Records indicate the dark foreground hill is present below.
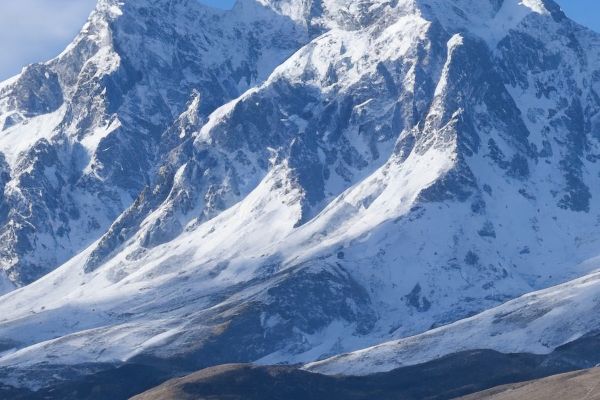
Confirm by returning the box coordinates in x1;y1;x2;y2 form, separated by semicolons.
132;333;599;400
3;332;600;399
459;368;600;400
131;339;600;400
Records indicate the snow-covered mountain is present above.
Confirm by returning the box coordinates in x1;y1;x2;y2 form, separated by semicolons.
1;0;600;393
307;263;600;375
0;0;308;287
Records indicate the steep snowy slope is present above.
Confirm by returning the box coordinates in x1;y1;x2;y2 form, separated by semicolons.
307;265;600;376
0;0;309;289
1;0;600;392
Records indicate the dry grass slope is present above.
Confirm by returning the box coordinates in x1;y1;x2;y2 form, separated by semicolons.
459;368;600;400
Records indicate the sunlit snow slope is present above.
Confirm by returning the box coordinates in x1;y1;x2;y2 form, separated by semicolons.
1;0;600;390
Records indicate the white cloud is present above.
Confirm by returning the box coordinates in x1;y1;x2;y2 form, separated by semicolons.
0;0;96;80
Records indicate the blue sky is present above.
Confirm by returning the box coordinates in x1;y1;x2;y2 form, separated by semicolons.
200;0;235;7
0;0;598;81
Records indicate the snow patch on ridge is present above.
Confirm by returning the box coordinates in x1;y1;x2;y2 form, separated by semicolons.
307;259;600;376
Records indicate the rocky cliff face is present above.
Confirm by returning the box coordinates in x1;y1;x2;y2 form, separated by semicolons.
0;0;308;286
0;0;600;393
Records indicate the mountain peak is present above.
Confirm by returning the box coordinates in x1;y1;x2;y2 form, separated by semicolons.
0;0;599;395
